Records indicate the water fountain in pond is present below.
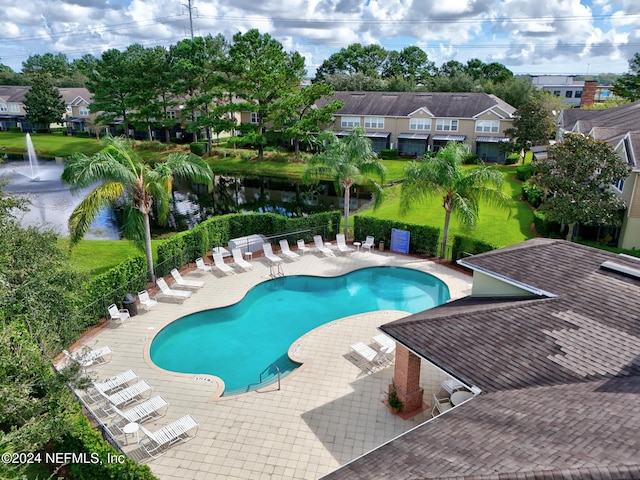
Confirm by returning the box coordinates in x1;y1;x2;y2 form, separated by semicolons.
25;133;40;180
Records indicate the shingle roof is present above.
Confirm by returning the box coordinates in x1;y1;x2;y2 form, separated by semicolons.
316;91;516;119
323;239;640;480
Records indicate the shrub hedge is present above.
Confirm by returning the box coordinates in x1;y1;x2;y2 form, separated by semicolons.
380;149;399;159
353;215;439;255
189;141;208;156
451;234;498;262
515;163;533;181
533;210;562;237
521;181;544;207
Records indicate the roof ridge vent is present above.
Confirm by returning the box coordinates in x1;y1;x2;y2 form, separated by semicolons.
600;260;640;280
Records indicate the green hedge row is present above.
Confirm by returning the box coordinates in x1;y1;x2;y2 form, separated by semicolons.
189;141;208;156
451;234;498;262
380;149;399;159
57;414;156;480
353;215;439;255
533;210;562;237
156;211;341;275
82;255;147;320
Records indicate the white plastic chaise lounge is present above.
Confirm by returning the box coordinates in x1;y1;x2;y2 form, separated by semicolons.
212;252;235;275
108;303;130;326
313;235;335;256
87;369;138;401
362;236;375;253
296;239;312;254
232;248;253;271
138;290;157;311
349;342;390;371
171;268;204;289
139;414;199;460
195;257;213;273
372;334;396;354
336;234;355;254
279;239;301;261
156;278;192;301
97;380;153;409
63;346;113;369
262;243;283;264
109;396;169;434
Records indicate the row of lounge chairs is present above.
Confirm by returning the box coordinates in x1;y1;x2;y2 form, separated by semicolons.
349;333;396;372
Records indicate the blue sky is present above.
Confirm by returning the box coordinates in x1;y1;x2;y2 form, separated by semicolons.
1;0;639;76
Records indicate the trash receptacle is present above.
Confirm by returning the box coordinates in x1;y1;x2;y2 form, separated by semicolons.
379;241;384;251
122;293;138;317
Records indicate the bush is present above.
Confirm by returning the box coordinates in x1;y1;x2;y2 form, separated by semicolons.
505;153;521;165
533;210;562;237
451;235;498;262
189;141;208;156
578;240;640;258
462;153;479;165
516;163;533;181
380;149;399;160
353;215;439;255
75;131;91;138
521;181;544;207
9;126;22;133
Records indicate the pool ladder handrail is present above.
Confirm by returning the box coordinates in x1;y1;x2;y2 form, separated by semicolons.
270;262;284;279
259;363;281;391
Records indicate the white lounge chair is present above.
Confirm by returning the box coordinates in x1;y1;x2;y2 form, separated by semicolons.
349;342;390;371
213;252;234;275
138;290;157;311
139;414;199;460
232;248;253;271
372;334;396;354
195;257;213;273
171;268;204;289
87;369;138;401
362;236;375;253
156;278;192;302
109;396;169;433
313;235;335;256
108;303;130;326
431;393;452;417
336;234;355;254
63;346;113;370
262;243;283;264
279;239;301;261
97;380;152;409
297;239;311;254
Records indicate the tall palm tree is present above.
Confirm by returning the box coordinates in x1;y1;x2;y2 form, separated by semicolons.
400;142;510;258
303;128;386;236
62;136;213;281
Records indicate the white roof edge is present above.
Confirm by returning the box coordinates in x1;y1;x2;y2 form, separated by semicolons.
457;259;558;298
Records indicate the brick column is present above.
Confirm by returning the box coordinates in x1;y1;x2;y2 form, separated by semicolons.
580;80;597;108
390;344;424;413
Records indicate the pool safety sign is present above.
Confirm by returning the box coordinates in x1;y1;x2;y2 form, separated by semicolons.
390;228;410;254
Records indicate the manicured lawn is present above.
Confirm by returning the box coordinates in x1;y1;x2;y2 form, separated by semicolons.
357;165;536;248
60;239;162;277
0;132;103;157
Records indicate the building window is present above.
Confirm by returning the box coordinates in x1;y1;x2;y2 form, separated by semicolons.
575;90;582;98
66;106;72;114
166;111;176;119
436;119;458;131
565;91;573;98
475;120;500;133
79;106;90;116
8;103;20;112
0;103;6;112
341;116;360;128
250;112;260;124
409;118;431;130
553;91;561;96
364;117;384;129
614;178;625;191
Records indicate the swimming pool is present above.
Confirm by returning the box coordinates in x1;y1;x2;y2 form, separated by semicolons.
149;266;450;395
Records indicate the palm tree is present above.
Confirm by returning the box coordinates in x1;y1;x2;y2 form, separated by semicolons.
400;142;510;258
303;128;386;236
62;136;213;281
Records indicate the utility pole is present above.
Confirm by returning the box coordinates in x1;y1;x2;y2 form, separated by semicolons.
182;0;195;40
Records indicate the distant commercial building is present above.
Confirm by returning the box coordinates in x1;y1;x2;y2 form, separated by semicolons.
530;75;617;108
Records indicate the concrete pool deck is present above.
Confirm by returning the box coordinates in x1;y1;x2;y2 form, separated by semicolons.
68;249;472;480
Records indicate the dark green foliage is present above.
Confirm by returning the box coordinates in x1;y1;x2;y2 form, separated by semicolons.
189;141;208;156
462;153;479;165
612;53;640;102
23;74;66;131
8;126;21;133
533;210;562;237
515;163;533;181
505;153;520;165
353;215;440;255
521;181;544;207
380;149;399;159
75;130;91;138
577;240;640;257
451;234;497;262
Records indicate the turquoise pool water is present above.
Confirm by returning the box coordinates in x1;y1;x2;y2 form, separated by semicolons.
149;267;450;395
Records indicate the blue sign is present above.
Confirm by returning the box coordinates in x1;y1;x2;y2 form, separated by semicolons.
390;228;410;254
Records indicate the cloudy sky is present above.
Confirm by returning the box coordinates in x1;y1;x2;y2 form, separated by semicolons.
1;0;639;77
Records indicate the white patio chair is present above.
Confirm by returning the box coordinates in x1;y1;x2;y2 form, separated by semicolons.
109;396;169;434
441;378;466;394
313;235;335;256
138;290;157;311
372;334;396;355
349;342;390;372
195;257;213;273
213;252;235;275
87;369;138;401
156;278;192;302
279;239;301;261
362;236;375;253
296;239;312;254
262;243;283;264
431;393;452;417
232;248;253;271
139;414;199;460
171;268;204;289
97;380;153;409
63;346;113;370
336;234;354;254
108;303;130;326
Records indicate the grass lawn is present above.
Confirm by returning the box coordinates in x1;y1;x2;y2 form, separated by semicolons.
0;132;104;157
357;165;536;248
60;238;162;277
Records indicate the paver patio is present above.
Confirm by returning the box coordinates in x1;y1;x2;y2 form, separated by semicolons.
66;249;472;480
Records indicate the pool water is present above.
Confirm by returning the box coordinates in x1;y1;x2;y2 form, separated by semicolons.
149;267;450;395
